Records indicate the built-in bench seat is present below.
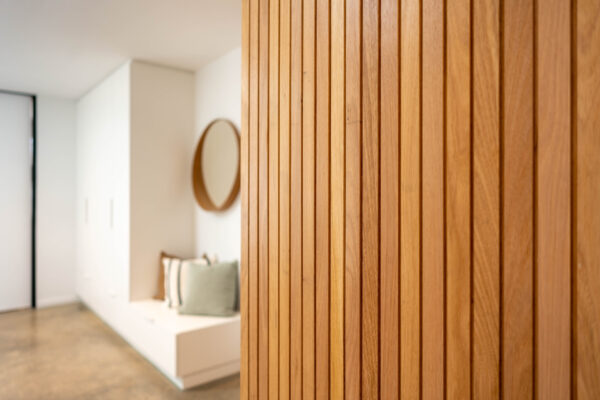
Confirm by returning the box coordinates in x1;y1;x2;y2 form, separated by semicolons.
121;300;240;389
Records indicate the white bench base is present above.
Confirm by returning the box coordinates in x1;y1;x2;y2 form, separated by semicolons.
81;295;240;390
175;360;240;389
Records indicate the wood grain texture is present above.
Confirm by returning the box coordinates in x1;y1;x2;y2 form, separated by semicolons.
241;0;250;397
302;0;316;398
330;0;345;398
315;0;331;397
577;1;600;398
473;0;500;398
362;0;379;398
400;0;421;397
268;0;280;397
258;0;270;397
279;1;292;398
240;1;598;398
380;0;399;397
502;0;534;398
421;1;445;398
249;0;260;397
445;0;471;398
344;0;361;399
536;0;572;398
290;0;303;397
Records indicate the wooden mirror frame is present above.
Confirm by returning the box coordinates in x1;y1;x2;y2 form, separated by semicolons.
192;119;241;211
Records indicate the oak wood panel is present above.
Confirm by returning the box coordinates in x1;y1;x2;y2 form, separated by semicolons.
330;0;345;398
472;0;500;398
421;0;445;398
268;0;280;397
362;0;380;398
380;0;399;397
258;0;270;397
400;0;421;398
290;0;303;397
249;0;260;397
577;1;600;398
302;0;316;398
241;0;250;397
536;0;572;398
344;0;361;399
502;0;534;398
241;2;598;399
279;1;292;399
315;0;331;397
445;0;471;398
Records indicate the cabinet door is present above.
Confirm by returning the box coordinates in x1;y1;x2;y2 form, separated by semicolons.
76;98;93;293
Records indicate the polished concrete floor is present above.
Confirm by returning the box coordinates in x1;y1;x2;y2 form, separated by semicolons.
0;303;240;400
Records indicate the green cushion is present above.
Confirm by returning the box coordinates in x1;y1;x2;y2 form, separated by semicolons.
178;260;238;317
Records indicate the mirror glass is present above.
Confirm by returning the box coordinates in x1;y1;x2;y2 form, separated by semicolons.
193;120;240;211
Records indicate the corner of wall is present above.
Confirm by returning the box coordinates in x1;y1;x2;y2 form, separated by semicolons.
193;47;242;263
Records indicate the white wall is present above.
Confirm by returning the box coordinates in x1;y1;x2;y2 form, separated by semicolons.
76;61;195;304
37;96;77;307
130;61;196;300
35;49;229;308
194;47;241;262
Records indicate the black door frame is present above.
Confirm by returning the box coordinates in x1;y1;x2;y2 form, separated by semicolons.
0;89;37;308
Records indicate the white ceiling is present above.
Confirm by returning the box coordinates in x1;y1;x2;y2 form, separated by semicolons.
0;0;241;99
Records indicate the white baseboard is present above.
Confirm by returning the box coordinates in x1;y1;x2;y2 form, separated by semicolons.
36;294;79;308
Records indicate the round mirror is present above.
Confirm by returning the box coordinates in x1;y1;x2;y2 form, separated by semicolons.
192;119;240;211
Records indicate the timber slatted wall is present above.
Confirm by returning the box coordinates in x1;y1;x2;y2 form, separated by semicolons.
241;0;600;398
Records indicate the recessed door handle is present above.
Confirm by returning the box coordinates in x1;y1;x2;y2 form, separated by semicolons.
109;198;114;229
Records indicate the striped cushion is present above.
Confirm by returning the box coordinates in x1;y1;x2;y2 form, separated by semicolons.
163;257;209;308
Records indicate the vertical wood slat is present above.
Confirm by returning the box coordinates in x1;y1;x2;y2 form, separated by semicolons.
302;0;317;398
472;0;500;398
268;0;280;397
445;0;471;398
258;0;270;397
242;2;598;399
380;0;399;397
502;0;534;398
315;0;331;397
400;0;421;398
362;0;380;398
249;0;260;397
330;0;346;398
290;0;303;397
344;0;361;399
536;0;572;398
241;0;250;397
279;1;292;399
577;0;600;398
421;0;445;398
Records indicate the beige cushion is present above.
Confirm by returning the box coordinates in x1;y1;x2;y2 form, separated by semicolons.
163;256;208;308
